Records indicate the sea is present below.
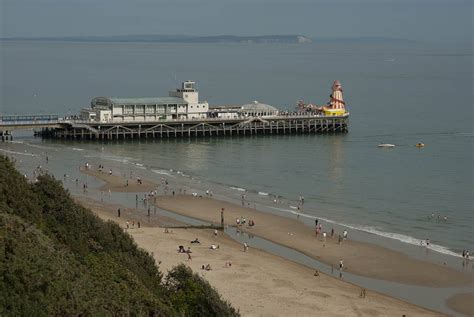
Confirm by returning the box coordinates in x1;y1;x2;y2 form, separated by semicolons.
0;40;472;258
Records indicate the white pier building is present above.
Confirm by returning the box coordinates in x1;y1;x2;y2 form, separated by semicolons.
82;81;209;122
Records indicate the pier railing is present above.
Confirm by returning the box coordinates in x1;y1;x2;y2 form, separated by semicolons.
60;112;349;125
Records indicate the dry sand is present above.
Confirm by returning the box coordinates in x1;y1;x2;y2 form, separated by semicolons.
154;195;472;289
80;198;443;317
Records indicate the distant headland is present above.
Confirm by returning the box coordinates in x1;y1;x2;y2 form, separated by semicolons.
0;34;313;44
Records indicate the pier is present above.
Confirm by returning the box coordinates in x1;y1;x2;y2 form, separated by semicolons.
0;114;60;141
38;114;349;140
1;80;350;141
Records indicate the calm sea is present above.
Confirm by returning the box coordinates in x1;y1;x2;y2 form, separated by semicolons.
0;40;472;256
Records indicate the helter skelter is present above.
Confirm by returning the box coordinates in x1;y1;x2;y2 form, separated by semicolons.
321;80;347;116
296;80;348;116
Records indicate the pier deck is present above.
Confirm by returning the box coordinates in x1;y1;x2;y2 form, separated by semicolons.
38;114;349;140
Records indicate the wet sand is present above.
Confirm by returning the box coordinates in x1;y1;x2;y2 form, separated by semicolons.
78;197;443;317
446;293;474;317
80;165;157;192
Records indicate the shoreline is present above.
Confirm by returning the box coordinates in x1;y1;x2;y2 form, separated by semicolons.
77;160;466;261
152;195;472;288
77;196;444;317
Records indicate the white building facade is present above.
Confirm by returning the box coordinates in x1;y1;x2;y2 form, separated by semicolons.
84;81;209;123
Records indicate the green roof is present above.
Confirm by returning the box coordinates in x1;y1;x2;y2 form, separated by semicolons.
107;97;186;105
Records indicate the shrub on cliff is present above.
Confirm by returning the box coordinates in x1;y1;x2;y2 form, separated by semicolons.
0;155;238;316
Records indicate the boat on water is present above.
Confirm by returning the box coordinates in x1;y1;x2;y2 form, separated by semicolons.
415;143;425;148
378;143;396;148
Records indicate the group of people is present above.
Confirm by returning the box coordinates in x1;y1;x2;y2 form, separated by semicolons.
429;213;448;222
125;220;140;229
236;217;255;227
462;250;470;260
314;219;348;246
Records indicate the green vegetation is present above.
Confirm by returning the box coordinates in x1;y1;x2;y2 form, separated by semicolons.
0;156;238;316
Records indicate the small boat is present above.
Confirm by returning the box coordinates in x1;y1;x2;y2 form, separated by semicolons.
415;143;425;148
378;143;395;148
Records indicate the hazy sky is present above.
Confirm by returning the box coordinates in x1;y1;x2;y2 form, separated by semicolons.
1;0;472;42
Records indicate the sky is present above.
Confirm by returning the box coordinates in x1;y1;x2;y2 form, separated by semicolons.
0;0;472;43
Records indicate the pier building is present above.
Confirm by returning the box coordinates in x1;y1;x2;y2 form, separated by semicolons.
81;81;209;123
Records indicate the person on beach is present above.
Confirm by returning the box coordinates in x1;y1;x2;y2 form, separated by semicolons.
426;238;430;246
315;219;318;227
338;235;343;245
109;169;112;176
331;228;334;238
343;230;348;240
236;218;240;225
126;179;128;187
243;242;248;252
117;208;121;217
126;221;129;229
209;244;219;250
339;259;344;271
322;232;327;247
147;207;151;217
214;229;218;238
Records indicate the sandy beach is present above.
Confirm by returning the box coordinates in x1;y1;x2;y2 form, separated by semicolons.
78;197;443;317
75;166;473;315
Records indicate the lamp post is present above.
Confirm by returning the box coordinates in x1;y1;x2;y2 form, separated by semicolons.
220;208;225;228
